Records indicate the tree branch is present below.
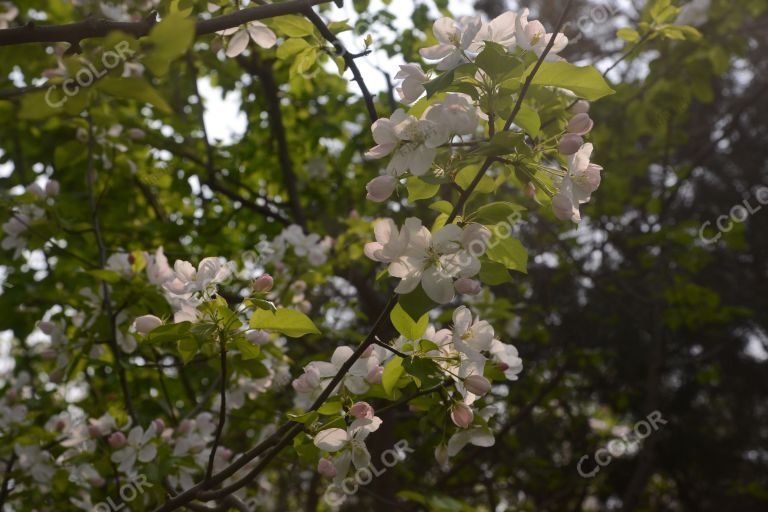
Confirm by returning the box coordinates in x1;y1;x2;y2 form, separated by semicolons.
303;6;378;123
0;0;337;48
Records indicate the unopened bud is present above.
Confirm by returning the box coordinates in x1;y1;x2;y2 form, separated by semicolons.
366;366;384;384
464;375;492;396
566;113;594;135
349;401;375;420
245;330;269;345
450;403;474;429
45;180;60;196
133;314;163;336
317;457;337;478
252;274;274;293
38;321;56;335
570;100;590;115
558;133;584;155
365;175;397;203
454;278;482;296
108;431;126;448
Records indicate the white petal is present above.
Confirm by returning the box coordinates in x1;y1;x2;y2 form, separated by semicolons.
422;267;455;304
248;23;277;48
314;428;348;451
226;29;250;58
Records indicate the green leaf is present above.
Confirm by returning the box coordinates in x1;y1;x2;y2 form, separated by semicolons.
470;131;527;158
177;336;198;364
382;356;404;398
424;70;455;98
406;177;440;202
317;399;343;415
485;226;528;273
84;269;122;283
144;11;195;76
277;38;311;60
96;77;171;113
475;41;521;82
429;200;454;215
287;411;319;424
402;356;443;389
515;105;541;136
294;48;318;75
398;287;437;323
390;303;429;340
479;258;512;285
146;322;192;344
249;308;320;337
529;61;615;101
617;28;640;42
234;337;261;360
272;15;315;37
470;201;526;224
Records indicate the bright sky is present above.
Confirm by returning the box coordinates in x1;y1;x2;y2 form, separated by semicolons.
202;0;475;142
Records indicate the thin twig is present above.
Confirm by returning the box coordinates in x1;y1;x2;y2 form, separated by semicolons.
86;112;138;424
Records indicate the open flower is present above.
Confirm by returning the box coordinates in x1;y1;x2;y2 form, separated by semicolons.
515;8;568;60
420;16;483;70
452;306;494;361
313;416;383;477
552;143;602;223
218;21;277;58
389;220;464;303
472;11;518;51
490;339;523;380
395;64;428;104
164;257;231;296
110;425;158;473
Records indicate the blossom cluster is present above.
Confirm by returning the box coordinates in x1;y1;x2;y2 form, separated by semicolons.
296;305;522;486
364;218;491;303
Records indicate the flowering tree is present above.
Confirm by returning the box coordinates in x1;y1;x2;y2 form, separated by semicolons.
0;0;754;511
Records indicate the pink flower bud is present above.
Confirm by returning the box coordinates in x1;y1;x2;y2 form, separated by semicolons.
45;180;60;196
127;128;146;140
152;419;165;432
252;274;274;293
349;401;374;420
365;175;397;203
108;431;126;448
38;321;56;335
366;366;384;384
245;330;269;345
454;278;482;296
497;362;510;371
463;375;492;396
450;403;474;429
218;447;233;461
25;183;45;199
133;314;163;336
89;476;106;487
570;100;590;115
566;113;594;135
317;457;337;478
89;424;104;438
524;182;537;199
177;419;193;435
558;133;584;155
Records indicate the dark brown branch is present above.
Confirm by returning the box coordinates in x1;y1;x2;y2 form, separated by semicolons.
86;113;138;424
303;6;378;123
238;55;307;228
0;0;336;47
